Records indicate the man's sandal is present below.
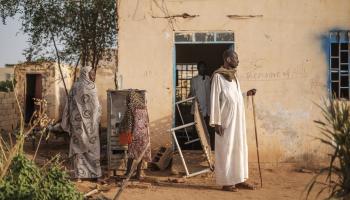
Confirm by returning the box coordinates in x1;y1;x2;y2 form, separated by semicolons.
222;186;239;192
235;182;256;190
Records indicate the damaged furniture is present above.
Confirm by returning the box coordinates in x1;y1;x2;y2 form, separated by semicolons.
106;90;146;176
170;97;214;178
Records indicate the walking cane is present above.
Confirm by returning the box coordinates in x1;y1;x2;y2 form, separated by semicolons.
251;95;263;188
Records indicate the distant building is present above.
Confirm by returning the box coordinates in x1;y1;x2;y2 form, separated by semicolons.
12;54;117;125
0;65;14;82
14;61;74;123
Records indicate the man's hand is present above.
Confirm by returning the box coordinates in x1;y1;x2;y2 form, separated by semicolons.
215;125;224;136
247;89;257;96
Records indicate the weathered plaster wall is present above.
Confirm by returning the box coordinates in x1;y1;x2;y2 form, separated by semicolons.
117;0;350;161
14;62;74;122
55;66;75;121
0;92;19;131
0;67;14;82
95;50;118;128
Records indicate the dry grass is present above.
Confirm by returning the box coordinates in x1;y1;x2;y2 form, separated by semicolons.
0;82;83;200
0;87;53;180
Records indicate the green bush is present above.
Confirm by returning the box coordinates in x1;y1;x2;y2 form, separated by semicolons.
0;154;41;199
0;154;82;200
38;162;83;200
0;80;14;92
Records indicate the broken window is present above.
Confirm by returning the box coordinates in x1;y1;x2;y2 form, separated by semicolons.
195;32;215;42
216;32;235;42
175;33;193;42
176;64;198;102
330;31;350;99
175;32;234;43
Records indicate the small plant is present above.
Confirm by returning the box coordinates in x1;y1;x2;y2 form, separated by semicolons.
305;99;350;199
0;80;14;92
0;154;83;200
38;157;83;200
0;154;41;200
0;90;82;199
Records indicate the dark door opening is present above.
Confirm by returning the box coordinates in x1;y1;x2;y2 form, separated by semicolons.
25;74;42;123
175;43;233;150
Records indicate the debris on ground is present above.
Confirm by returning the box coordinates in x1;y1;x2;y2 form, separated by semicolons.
126;181;153;189
296;168;314;173
84;183;113;198
167;177;186;183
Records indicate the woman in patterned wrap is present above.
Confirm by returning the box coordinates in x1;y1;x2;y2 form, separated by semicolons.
61;66;102;182
120;90;151;180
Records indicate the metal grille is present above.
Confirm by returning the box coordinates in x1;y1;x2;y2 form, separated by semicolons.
330;31;350;99
176;64;198;101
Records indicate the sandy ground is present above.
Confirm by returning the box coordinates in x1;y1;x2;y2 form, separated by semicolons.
75;164;328;200
24;139;328;200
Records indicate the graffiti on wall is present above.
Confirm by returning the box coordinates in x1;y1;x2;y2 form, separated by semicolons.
241;66;307;81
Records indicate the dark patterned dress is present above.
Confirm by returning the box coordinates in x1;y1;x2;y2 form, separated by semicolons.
120;90;152;161
128;108;151;162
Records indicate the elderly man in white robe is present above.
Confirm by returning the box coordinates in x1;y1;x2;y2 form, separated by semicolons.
210;49;256;192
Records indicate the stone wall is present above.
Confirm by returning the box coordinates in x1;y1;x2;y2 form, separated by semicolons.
0;92;19;131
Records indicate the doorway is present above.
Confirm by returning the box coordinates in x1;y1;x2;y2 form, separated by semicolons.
25;74;42;123
174;43;234;150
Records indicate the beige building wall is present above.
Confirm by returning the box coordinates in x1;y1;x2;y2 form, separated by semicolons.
0;67;14;82
55;64;75;121
95;49;118;128
117;0;350;162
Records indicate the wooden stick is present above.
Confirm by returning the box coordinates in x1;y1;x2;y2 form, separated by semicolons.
113;142;150;200
83;189;99;198
51;32;68;96
33;130;44;161
252;95;263;188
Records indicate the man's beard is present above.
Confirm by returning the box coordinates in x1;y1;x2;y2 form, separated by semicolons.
229;63;238;69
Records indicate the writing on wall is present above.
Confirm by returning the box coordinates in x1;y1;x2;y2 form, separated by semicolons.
239;66;308;81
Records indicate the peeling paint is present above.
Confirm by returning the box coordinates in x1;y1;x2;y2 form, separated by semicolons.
257;105;309;136
256;103;310;156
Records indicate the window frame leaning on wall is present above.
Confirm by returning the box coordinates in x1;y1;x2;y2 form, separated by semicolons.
329;31;350;99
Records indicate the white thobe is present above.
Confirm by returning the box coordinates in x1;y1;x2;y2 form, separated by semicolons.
190;75;211;116
210;73;248;186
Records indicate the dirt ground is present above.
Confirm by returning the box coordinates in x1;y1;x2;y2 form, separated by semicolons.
25;139;328;200
75;164;327;200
